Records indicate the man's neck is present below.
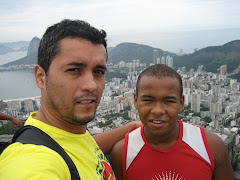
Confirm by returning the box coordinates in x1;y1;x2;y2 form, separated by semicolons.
144;122;180;150
35;106;87;134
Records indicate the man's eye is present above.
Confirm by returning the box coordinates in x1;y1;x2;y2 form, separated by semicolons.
142;99;152;102
165;100;174;103
68;68;81;72
95;70;105;75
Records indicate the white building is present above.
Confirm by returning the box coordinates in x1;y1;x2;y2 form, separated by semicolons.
191;92;201;113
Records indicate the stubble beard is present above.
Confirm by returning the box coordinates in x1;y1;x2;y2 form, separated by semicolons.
49;96;97;126
46;89;97;126
70;110;96;125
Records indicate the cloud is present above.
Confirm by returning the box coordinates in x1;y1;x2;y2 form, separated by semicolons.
0;0;240;43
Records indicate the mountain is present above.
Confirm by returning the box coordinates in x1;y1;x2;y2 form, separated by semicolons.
2;52;37;66
27;37;40;56
0;41;30;49
0;45;15;54
108;42;175;64
19;46;29;51
174;40;240;73
1;38;240;75
0;40;30;55
2;37;40;67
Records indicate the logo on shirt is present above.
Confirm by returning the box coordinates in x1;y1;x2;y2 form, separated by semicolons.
152;171;186;180
95;147;116;180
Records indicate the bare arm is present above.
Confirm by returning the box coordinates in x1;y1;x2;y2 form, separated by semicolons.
110;139;125;180
0;112;24;127
206;131;235;180
93;121;142;155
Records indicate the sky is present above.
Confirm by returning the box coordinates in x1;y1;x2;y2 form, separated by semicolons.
0;0;240;53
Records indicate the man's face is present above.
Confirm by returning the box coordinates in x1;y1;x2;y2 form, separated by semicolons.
134;76;184;140
40;37;107;126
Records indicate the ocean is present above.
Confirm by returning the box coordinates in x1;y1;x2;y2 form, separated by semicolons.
0;70;41;100
0;51;27;66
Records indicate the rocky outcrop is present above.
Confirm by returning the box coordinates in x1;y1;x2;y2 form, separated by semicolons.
27;37;40;56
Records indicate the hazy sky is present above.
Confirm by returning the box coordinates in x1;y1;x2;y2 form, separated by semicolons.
1;0;240;53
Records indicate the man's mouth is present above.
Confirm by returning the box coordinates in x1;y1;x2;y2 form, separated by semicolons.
77;100;95;104
74;93;98;105
152;120;164;124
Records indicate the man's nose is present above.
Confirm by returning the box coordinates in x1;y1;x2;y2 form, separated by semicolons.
151;102;166;115
81;73;97;92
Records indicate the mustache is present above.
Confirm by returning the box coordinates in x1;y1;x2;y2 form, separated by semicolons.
74;93;98;102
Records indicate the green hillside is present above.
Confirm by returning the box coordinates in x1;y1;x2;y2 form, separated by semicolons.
2;52;37;66
174;40;240;73
108;42;176;64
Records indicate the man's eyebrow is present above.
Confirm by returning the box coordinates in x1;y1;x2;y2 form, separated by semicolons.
96;64;107;71
163;96;178;100
66;62;86;67
140;95;153;99
65;62;107;71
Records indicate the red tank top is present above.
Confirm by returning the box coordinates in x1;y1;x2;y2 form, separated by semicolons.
123;121;215;180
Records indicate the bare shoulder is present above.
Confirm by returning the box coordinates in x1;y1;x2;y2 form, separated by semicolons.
205;130;229;166
205;130;235;180
111;138;125;162
205;130;226;154
110;139;125;180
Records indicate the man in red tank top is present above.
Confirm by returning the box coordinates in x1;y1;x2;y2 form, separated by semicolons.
110;64;234;180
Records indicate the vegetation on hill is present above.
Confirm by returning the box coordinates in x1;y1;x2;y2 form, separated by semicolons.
0;122;20;135
174;40;240;73
2;37;40;67
229;72;240;82
2;52;37;66
108;42;176;64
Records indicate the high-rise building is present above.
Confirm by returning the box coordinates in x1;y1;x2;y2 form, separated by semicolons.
161;56;165;65
183;88;191;106
153;50;158;64
126;80;133;88
132;59;136;72
183;80;193;91
210;102;222;114
118;61;126;68
136;59;140;67
166;56;173;68
220;65;227;75
191;92;201;113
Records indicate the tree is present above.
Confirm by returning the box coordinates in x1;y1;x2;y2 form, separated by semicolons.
201;106;209;111
0;121;20;135
194;112;201;117
111;93;119;97
204;116;212;123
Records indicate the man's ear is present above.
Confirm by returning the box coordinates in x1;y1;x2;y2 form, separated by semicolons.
35;65;46;90
134;93;138;110
179;95;185;112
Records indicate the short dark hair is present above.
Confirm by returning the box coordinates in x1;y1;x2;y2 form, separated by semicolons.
38;19;107;74
136;64;183;97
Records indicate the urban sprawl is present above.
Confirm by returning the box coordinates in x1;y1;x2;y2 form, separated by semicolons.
0;55;239;146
